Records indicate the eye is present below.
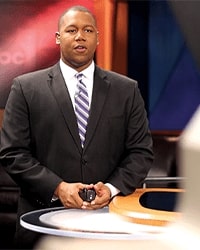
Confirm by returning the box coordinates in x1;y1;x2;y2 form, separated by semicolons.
84;28;93;33
66;29;77;34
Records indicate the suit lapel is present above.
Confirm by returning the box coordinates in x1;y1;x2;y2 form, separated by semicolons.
48;64;82;153
47;64;110;152
84;67;110;150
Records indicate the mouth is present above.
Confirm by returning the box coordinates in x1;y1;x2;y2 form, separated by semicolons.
74;45;87;53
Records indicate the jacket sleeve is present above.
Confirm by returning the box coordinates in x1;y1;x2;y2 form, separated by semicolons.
107;82;154;195
0;78;62;207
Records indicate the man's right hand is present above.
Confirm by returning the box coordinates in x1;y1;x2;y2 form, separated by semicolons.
54;181;94;208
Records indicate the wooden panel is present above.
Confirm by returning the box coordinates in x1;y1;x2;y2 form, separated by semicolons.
94;0;128;75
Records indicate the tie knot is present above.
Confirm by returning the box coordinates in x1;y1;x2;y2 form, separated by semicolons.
76;73;84;81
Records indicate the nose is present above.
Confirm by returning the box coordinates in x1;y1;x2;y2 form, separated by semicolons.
75;30;86;41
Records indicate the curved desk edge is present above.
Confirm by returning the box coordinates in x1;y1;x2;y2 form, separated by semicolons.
109;188;184;226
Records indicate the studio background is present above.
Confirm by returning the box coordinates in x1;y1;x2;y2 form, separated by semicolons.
0;0;200;132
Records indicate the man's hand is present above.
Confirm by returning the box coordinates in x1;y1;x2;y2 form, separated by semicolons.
81;182;111;210
55;181;93;208
54;181;111;210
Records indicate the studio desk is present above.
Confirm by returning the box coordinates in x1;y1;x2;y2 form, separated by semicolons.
0;132;182;248
20;188;184;240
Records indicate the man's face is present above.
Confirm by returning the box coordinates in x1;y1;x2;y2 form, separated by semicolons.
56;10;99;71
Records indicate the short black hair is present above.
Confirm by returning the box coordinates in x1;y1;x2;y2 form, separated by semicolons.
58;5;97;30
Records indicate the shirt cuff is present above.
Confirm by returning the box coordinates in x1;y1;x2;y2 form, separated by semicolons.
51;195;58;202
105;183;120;198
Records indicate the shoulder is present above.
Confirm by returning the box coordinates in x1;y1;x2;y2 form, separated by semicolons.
95;66;138;87
14;63;60;84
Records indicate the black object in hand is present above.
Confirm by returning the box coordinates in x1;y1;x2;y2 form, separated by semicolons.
78;188;96;202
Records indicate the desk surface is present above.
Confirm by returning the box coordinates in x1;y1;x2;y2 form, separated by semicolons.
20;188;182;240
110;188;183;226
21;206;167;240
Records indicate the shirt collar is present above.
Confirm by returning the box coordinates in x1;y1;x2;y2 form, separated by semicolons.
81;61;95;81
59;59;95;80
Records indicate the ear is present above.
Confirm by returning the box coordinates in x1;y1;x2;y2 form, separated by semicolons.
96;31;99;45
55;32;60;45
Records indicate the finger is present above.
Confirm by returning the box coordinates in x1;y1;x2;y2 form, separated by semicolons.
81;201;91;209
85;183;94;189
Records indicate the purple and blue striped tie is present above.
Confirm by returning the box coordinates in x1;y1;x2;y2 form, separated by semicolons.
75;73;89;147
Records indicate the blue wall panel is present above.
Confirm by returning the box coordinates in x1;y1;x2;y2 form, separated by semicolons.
149;0;200;130
128;0;200;131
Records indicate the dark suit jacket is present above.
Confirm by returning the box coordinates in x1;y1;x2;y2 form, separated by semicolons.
0;62;153;216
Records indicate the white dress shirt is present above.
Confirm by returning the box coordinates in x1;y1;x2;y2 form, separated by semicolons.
58;59;120;198
59;59;94;111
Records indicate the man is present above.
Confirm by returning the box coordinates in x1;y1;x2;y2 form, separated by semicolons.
0;5;153;249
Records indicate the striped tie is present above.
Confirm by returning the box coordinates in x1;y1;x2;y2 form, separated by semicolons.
74;73;89;147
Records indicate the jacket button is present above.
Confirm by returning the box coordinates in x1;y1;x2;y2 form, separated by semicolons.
82;159;87;165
